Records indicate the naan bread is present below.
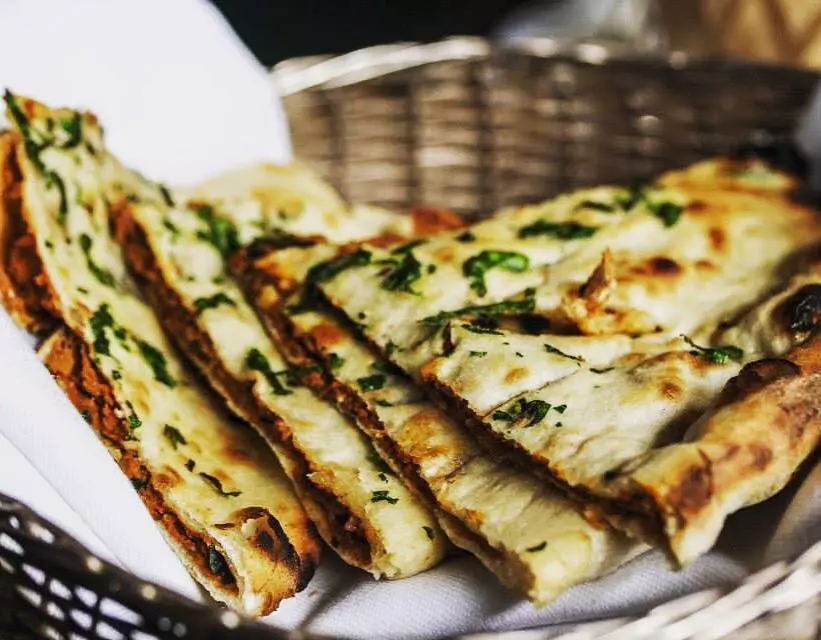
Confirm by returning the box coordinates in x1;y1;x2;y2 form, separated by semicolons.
238;244;641;605
0;94;321;615
111;193;446;579
312;157;821;565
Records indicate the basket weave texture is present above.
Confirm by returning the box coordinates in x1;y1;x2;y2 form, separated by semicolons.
2;38;821;640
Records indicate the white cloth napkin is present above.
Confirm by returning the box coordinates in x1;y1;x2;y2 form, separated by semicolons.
0;1;818;638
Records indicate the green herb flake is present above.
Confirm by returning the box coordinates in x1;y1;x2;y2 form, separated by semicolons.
200;472;241;497
185;459;196;472
357;374;387;392
492;398;551;427
518;220;597;240
378;472;388;483
575;199;615;213
193;292;236;315
163;425;187;450
515;351;524;358
207;546;235;584
47;171;68;225
650;201;684;228
159;184;175;207
194;204;239;258
381;249;423;295
544;343;583;364
456;231;476;242
681;335;744;365
526;541;547;553
390;239;426;254
421;288;536;327
366;448;392;474
162;218;180;236
89;304;115;356
463;250;530;297
462;323;504;336
80;409;92;423
306;249;372;285
469;350;488;358
245;348;292;395
79;234;116;287
135;339;176;387
590;367;615;374
111;370;122;381
130;478;148;491
58;113;82;148
423;526;435;540
371;490;398;505
375;399;394;407
553;404;567;414
327;353;345;370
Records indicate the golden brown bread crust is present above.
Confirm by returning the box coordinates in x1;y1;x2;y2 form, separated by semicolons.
0;132;58;334
38;328;244;597
0;121;321;615
111;203;373;568
598;335;821;565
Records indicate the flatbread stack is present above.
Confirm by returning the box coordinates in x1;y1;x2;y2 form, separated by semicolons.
1;93;819;617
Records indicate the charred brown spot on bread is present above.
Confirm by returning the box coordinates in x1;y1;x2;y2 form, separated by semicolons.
648;256;681;276
39;329;240;595
409;205;465;235
777;284;821;335
503;367;530;384
720;358;802;404
708;227;726;253
309;321;346;350
658;379;683;400
695;259;716;271
748;444;773;470
667;452;714;522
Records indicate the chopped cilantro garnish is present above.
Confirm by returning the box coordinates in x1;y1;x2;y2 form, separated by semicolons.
199;473;241;497
650;201;684;228
162;218;180;237
390;239;426;254
130;478;148;491
208;546;234;584
135;339;176;387
185;459;196;471
681;335;744;365
327;353;345;370
575;200;615;213
357;374;386;392
526;541;547;552
590;367;614;374
89;304;115;355
245;348;293;395
366;448;392;473
553;404;567;414
544;343;583;364
518;220;597;240
79;234;116;287
371;490;398;505
456;231;476;242
306;249;372;284
420;288;536;327
375;399;394;407
194;204;239;258
463;250;529;296
423;526;435;540
492;398;550;427
381;249;423;295
158;184;175;207
163;425;187;450
58;113;82;148
193;292;236;315
469;350;488;358
462;323;503;335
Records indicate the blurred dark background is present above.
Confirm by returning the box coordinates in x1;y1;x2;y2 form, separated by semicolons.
211;0;531;65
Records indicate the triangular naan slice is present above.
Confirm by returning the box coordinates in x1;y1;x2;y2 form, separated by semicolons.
0;94;320;615
238;244;642;605
109;191;447;577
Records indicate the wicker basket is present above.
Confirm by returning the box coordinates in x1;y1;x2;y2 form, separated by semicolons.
2;38;821;640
